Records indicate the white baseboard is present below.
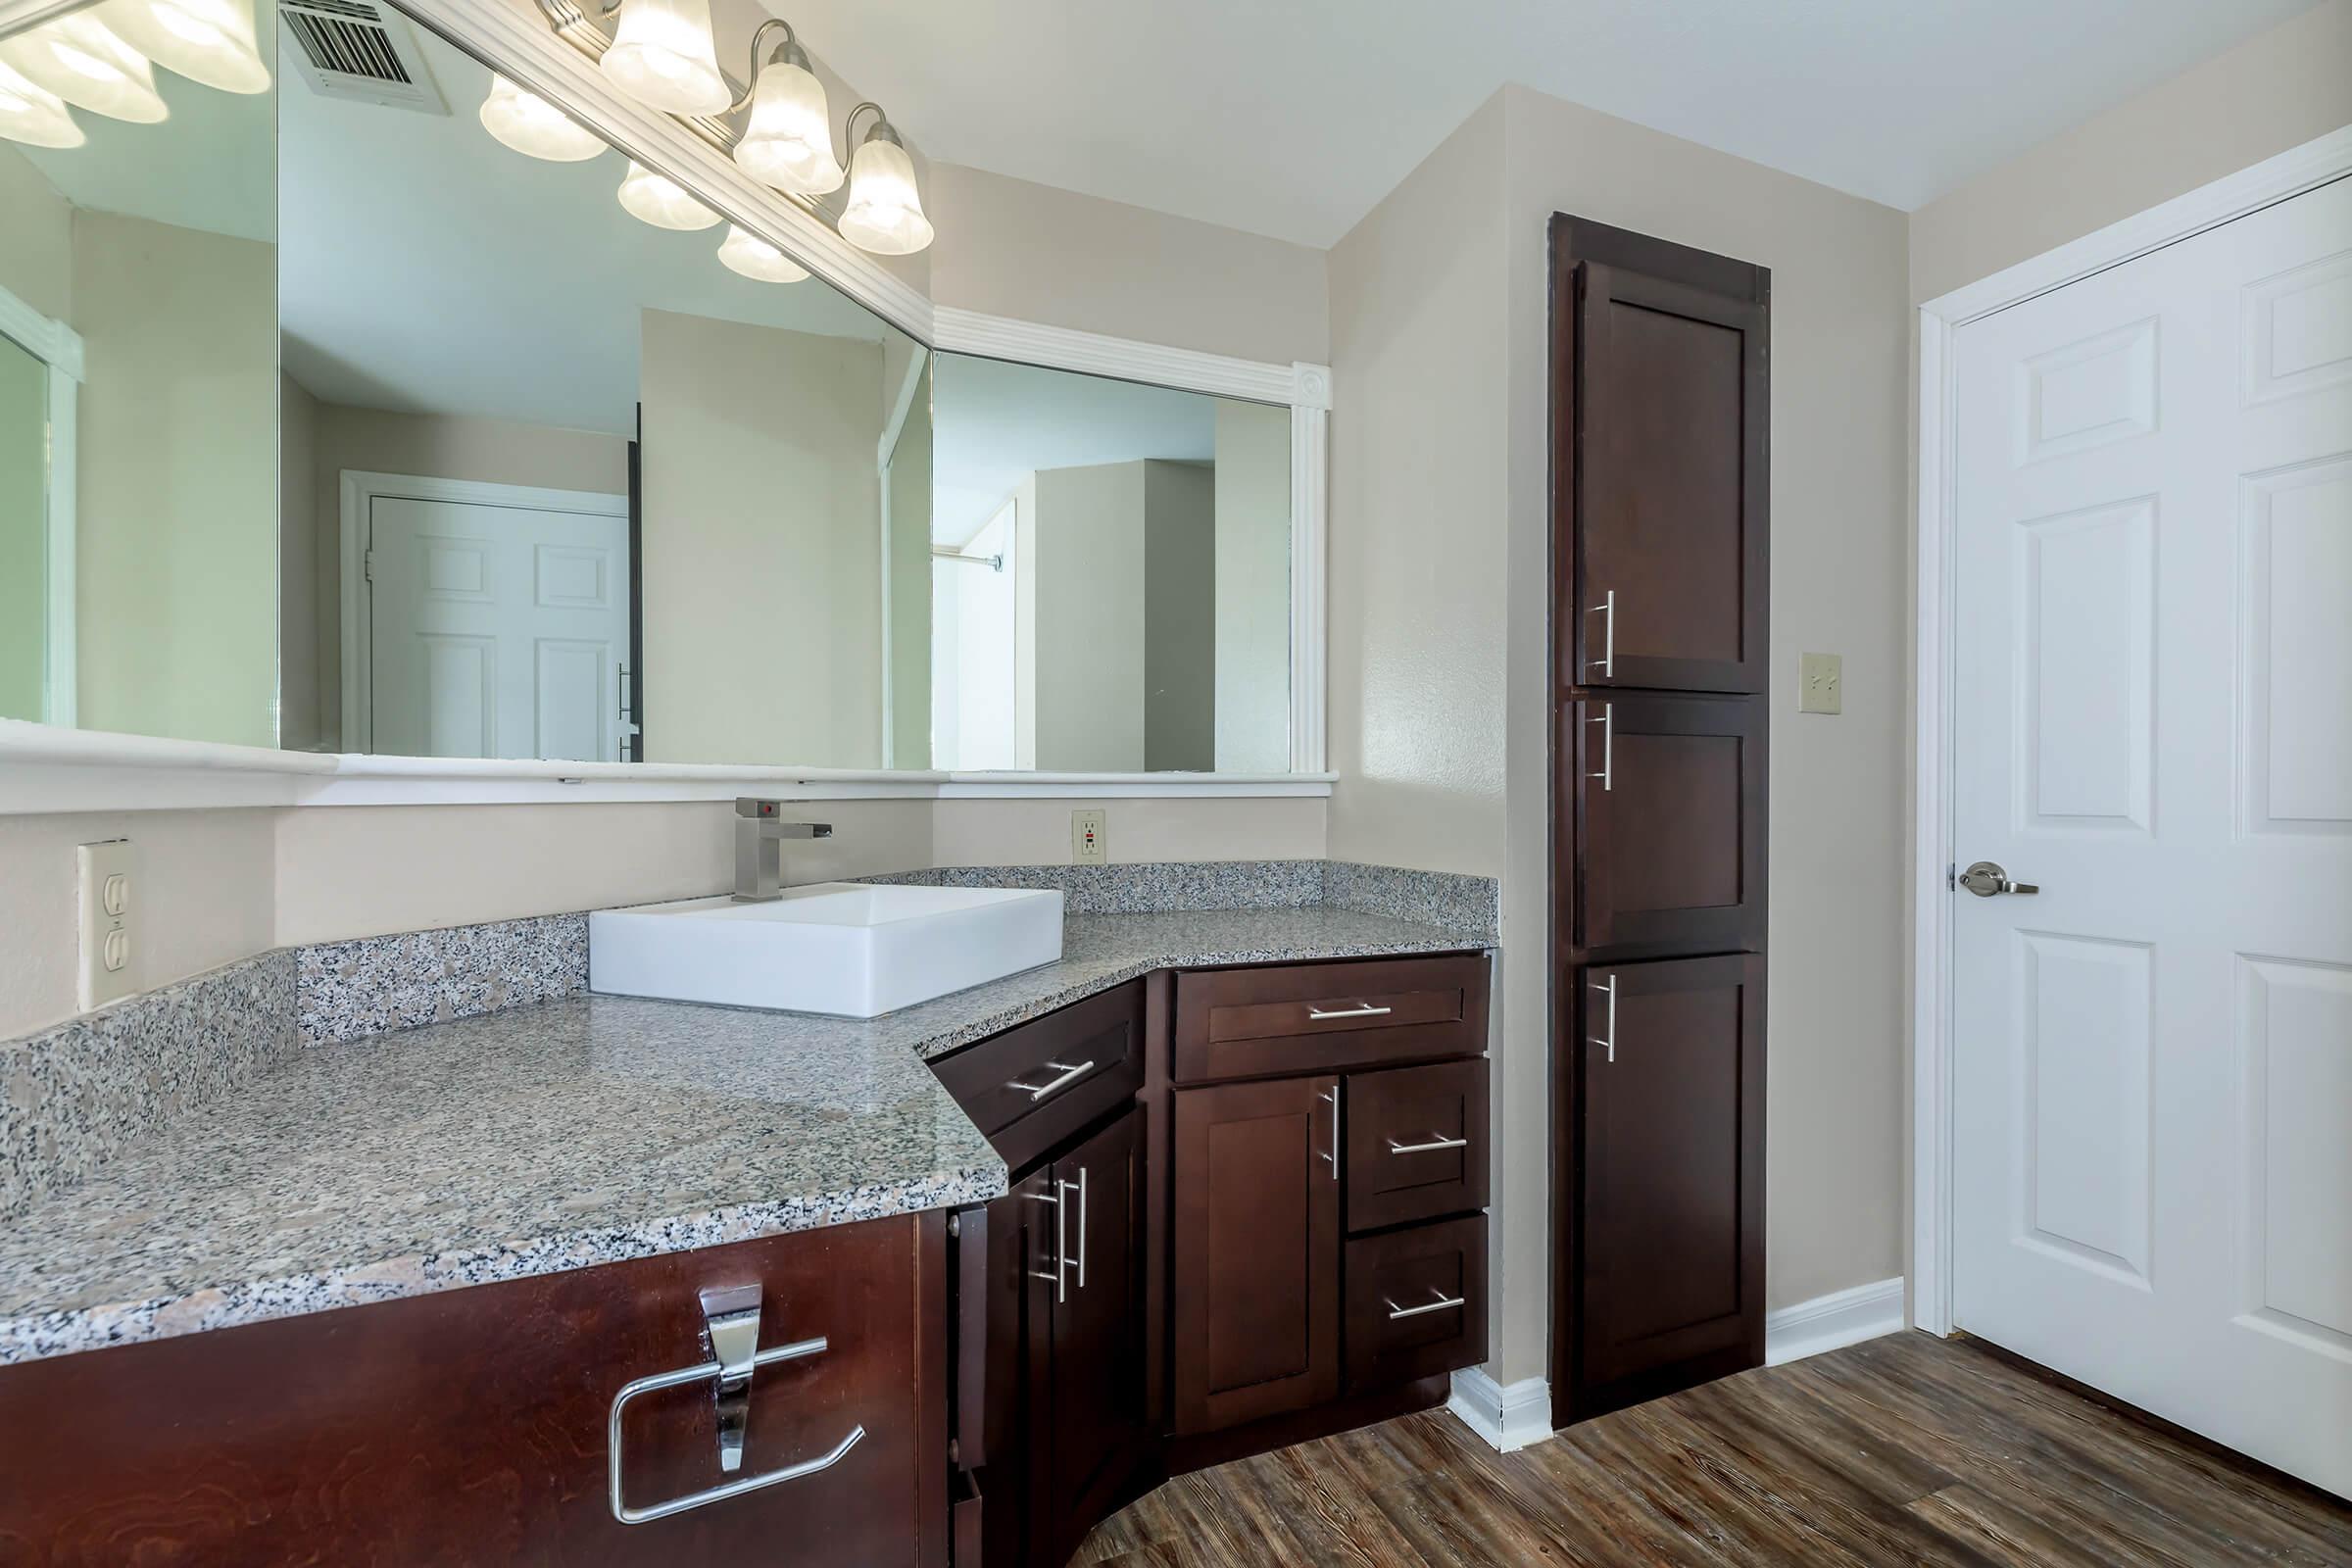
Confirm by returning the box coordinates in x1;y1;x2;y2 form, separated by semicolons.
1446;1367;1552;1452
1765;1276;1906;1366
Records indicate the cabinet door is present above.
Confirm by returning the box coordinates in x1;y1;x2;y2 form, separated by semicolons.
1039;1108;1147;1564
1577;955;1764;1410
1569;692;1765;959
1171;1076;1342;1435
1562;259;1767;694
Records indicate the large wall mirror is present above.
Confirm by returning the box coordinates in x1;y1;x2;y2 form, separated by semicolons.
0;0;1319;780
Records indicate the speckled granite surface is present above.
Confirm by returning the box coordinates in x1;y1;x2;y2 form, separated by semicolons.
296;913;588;1045
0;952;296;1223
1322;861;1499;935
0;905;1489;1364
862;860;1326;912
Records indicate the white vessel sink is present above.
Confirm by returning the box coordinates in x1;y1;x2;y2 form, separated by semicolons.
589;882;1064;1018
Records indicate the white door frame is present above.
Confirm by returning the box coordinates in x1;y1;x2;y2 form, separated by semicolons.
1910;125;2352;1337
0;278;83;728
338;470;631;753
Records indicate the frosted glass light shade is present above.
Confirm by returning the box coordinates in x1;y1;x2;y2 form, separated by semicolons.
838;133;932;256
0;59;83;148
96;0;268;94
1;15;168;123
618;159;719;230
717;224;808;283
480;74;604;161
733;57;841;195
600;0;727;117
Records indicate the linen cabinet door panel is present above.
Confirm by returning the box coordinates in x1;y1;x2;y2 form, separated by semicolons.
1170;1076;1343;1436
1570;692;1763;960
1577;955;1764;1409
1563;260;1768;695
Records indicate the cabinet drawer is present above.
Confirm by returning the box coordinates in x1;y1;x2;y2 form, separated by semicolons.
931;982;1144;1171
1345;1058;1489;1232
1344;1215;1488;1393
1173;955;1488;1083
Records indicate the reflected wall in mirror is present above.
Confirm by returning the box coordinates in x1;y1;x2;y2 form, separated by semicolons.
276;5;928;766
929;355;1292;773
0;0;276;746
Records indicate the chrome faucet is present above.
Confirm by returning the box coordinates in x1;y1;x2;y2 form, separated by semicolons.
733;798;831;902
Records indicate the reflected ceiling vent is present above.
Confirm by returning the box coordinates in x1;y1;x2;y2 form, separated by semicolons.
281;0;448;116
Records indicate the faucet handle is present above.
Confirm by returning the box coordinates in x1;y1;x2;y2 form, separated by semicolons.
736;797;783;820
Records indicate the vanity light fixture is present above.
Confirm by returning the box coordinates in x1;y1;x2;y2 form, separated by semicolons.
95;0;268;95
836;108;931;257
0;12;169;123
729;21;839;195
0;58;84;147
599;0;728;117
716;223;809;283
480;72;604;161
618;157;721;229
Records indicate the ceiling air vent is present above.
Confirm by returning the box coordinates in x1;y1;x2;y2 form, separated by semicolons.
281;0;448;115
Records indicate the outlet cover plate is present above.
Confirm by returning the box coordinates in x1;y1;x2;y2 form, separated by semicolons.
1799;652;1843;715
1071;808;1107;866
76;839;136;1010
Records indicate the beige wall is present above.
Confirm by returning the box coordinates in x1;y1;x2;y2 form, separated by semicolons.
1143;461;1216;771
0;143;71;322
277;375;321;751
931;796;1326;866
928;163;1329;364
886;354;935;768
1031;461;1150;769
1212;401;1293;772
1908;0;2352;304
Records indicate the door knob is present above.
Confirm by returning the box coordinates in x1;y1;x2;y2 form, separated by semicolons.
1958;860;2038;897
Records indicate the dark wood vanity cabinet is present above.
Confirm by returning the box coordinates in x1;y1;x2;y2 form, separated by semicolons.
1551;214;1771;1429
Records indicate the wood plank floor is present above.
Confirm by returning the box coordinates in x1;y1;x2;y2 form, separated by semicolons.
1075;1332;2352;1567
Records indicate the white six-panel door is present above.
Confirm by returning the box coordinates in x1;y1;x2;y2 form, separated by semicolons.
368;491;631;761
1949;174;2352;1496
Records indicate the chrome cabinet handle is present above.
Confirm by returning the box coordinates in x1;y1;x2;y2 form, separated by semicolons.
1007;1058;1095;1102
1386;1133;1470;1155
1590;973;1618;1065
1588;588;1616;679
1320;1084;1341;1179
1028;1181;1069;1303
608;1336;859;1524
1069;1168;1089;1291
1306;1002;1392;1021
1587;703;1613;792
1384;1289;1467;1321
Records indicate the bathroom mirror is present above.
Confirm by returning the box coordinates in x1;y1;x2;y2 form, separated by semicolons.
0;0;278;747
928;354;1293;772
275;4;929;766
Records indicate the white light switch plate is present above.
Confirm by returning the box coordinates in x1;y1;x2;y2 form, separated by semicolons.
77;839;137;1011
1071;808;1107;866
1799;652;1843;714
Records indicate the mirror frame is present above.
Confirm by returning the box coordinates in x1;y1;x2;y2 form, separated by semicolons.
0;0;1334;811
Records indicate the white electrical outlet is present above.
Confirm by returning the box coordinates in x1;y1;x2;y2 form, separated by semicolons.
1799;652;1843;715
1071;808;1107;866
77;839;137;1011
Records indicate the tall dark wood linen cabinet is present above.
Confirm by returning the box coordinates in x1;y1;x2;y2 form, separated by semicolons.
1547;216;1769;1428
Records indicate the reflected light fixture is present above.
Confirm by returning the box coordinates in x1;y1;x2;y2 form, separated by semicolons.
837;110;932;257
1;13;169;123
0;58;84;147
730;22;840;196
96;0;268;94
600;0;727;117
618;158;720;229
716;223;809;283
480;73;604;161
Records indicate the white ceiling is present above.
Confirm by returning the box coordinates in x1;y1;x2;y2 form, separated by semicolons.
280;24;900;434
933;354;1216;545
786;0;2321;246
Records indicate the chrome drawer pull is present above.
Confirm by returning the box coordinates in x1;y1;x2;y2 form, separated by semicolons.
1384;1289;1467;1321
1386;1133;1470;1155
608;1337;861;1525
1007;1058;1095;1102
1320;1084;1341;1179
1306;1002;1392;1021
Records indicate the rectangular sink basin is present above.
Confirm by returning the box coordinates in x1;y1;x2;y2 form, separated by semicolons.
589;882;1064;1018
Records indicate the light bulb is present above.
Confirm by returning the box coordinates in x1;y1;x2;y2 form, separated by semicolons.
838;128;932;256
0;15;167;122
95;0;268;94
600;0;727;117
0;58;82;148
480;74;604;162
733;50;841;195
716;224;808;283
617;159;719;230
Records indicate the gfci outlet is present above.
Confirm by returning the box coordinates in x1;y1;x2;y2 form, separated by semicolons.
76;839;137;1011
1071;808;1108;866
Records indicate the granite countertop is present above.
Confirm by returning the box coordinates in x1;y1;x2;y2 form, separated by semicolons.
0;906;1490;1364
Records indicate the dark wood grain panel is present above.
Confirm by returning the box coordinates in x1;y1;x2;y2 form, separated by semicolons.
931;981;1144;1170
1040;1109;1150;1568
1343;1058;1489;1233
1343;1216;1488;1393
1173;956;1487;1084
